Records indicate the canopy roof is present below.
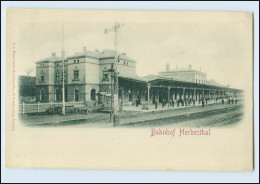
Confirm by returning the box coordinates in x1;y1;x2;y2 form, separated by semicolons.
118;76;243;92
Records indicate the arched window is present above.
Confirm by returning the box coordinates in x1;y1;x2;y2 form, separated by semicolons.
91;89;96;101
74;89;79;102
40;89;44;101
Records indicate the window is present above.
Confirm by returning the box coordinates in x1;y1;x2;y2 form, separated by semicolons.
56;72;59;82
74;70;79;80
56;63;59;67
74;59;79;64
40;72;44;82
40;89;44;101
41;64;45;67
102;70;109;81
91;89;96;101
74;89;79;102
55;88;61;101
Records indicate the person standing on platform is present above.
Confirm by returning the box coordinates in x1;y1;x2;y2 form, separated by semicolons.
202;98;205;108
162;99;165;108
172;99;175;107
180;98;184;106
155;99;157;109
193;99;195;106
136;98;138;107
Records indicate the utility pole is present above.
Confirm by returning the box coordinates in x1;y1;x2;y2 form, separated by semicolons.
62;23;66;115
104;22;124;127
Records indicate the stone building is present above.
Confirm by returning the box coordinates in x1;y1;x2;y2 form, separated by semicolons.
35;47;136;103
159;64;207;84
36;48;242;106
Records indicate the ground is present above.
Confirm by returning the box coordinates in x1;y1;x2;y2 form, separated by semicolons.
19;100;244;128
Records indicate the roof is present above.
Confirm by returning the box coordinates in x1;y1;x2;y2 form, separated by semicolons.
66;49;136;62
159;68;206;74
205;79;224;87
67;50;100;59
118;75;242;92
99;49;136;62
36;55;64;63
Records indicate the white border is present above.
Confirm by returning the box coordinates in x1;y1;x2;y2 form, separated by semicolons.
1;1;259;183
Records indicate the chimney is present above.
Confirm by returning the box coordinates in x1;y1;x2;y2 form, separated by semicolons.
51;52;56;57
166;63;170;71
83;47;87;52
189;64;192;70
61;50;65;58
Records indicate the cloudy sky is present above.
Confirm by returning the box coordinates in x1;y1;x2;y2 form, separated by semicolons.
8;9;252;89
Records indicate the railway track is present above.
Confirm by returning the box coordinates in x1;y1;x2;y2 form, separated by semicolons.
120;104;243;127
29;103;243;127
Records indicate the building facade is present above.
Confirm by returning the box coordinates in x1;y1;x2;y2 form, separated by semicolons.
159;64;207;84
36;48;242;106
36;47;136;103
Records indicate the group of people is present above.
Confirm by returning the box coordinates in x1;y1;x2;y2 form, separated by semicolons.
153;98;197;109
135;96;239;110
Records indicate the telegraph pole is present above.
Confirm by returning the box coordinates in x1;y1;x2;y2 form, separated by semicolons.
104;22;124;127
62;23;66;115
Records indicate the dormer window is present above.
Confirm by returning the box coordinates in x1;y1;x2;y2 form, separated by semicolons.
40;64;45;67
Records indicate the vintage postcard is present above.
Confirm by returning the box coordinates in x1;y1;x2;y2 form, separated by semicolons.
5;8;253;171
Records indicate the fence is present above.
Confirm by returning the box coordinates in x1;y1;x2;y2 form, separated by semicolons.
19;101;85;115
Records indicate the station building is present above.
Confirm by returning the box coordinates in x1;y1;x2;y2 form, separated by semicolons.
35;47;243;107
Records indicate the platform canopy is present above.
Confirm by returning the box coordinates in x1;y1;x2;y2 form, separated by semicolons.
118;76;243;92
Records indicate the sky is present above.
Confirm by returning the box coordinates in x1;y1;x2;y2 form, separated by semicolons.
8;9;253;89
